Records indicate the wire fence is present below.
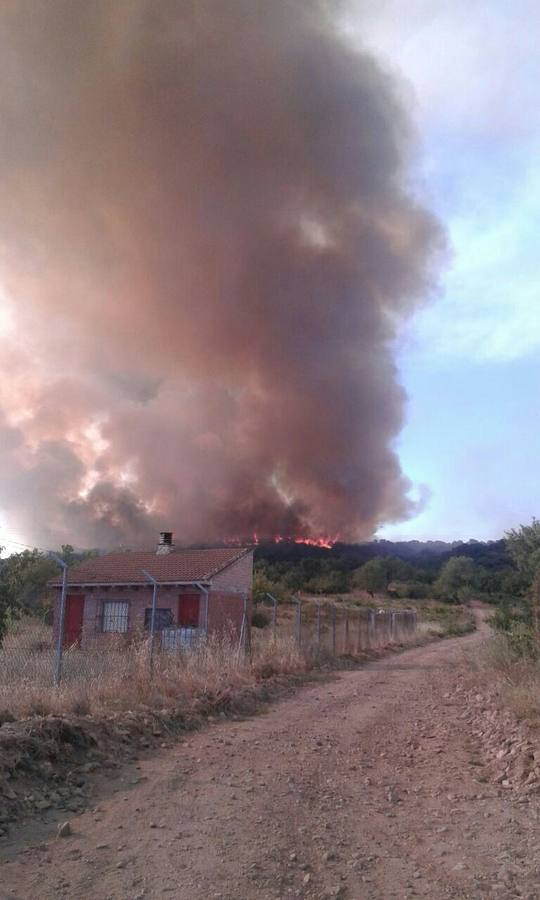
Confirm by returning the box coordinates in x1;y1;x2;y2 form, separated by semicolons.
0;599;417;702
253;596;417;657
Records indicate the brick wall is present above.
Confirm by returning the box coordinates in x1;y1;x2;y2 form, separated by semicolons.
52;551;253;648
211;551;253;595
207;590;247;639
207;551;253;642
53;584;207;648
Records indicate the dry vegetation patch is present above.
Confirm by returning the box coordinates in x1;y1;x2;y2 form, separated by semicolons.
453;627;540;797
0;602;471;837
475;631;540;727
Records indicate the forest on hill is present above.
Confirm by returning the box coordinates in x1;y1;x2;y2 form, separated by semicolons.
0;529;537;636
253;537;519;605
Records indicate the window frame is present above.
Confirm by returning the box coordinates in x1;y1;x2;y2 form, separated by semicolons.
144;607;174;632
100;599;130;634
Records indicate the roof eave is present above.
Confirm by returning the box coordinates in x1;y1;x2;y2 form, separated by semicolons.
49;579;212;588
204;546;253;579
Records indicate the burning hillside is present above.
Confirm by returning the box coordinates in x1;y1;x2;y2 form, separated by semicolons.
0;0;443;549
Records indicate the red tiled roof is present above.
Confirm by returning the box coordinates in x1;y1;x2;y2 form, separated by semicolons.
49;547;251;586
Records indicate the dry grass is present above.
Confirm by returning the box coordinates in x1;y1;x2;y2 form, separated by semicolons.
0;605;420;722
474;631;540;726
0;629;309;720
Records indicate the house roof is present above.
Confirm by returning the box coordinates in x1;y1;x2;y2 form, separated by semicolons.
49;547;252;586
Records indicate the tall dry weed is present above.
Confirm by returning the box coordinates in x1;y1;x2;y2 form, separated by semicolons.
476;631;540;725
0;630;308;720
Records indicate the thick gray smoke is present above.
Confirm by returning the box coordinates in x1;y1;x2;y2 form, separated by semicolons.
0;0;443;549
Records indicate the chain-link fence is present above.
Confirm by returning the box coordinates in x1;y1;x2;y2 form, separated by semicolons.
0;609;249;700
0;617;148;691
0;599;417;711
252;596;417;658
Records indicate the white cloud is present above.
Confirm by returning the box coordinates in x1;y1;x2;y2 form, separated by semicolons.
406;161;540;363
343;0;540;366
345;0;540;140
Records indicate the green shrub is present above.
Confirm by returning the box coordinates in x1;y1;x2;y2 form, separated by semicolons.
251;608;270;629
505;622;540;660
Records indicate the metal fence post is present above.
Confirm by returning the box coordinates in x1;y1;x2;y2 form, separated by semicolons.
316;602;321;646
331;604;336;656
238;595;251;660
53;558;68;687
368;608;375;648
357;609;362;654
238;603;245;659
196;582;209;638
150;580;158;671
244;594;252;659
295;598;302;649
344;609;349;653
142;570;158;675
267;593;278;641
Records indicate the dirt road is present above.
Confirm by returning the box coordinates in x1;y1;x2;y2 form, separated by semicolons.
1;626;539;900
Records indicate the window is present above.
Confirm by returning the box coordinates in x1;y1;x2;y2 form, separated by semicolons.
144;608;173;631
102;600;129;633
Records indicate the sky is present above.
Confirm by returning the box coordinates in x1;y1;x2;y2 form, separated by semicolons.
346;0;540;541
1;1;539;552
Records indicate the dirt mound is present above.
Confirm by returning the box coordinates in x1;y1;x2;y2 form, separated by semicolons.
0;676;304;837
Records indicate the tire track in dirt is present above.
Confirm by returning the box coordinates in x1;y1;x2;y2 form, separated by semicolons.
1;621;538;899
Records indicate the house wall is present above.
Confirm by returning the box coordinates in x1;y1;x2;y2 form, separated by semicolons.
206;552;253;641
207;590;249;639
52;551;253;648
211;551;253;595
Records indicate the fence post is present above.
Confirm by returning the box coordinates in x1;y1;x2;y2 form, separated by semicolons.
53;558;68;687
238;605;245;659
331;604;336;656
267;593;278;641
150;580;158;672
357;609;362;654
344;609;349;653
142;570;159;675
295;598;302;649
316;602;321;646
196;582;209;638
245;594;252;658
368;608;375;648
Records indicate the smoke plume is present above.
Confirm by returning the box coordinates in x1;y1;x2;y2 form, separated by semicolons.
0;0;443;549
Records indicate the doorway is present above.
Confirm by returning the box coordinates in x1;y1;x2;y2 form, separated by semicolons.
64;595;85;646
178;593;200;628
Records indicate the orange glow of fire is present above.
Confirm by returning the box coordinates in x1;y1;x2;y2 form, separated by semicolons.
224;533;339;549
291;535;338;549
251;533;339;549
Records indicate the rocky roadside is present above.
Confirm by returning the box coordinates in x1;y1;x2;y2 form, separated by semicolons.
456;682;540;796
0;652;403;839
4;622;540;900
0;677;303;839
0;631;449;842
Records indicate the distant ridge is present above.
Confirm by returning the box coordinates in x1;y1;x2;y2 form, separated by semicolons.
253;538;511;572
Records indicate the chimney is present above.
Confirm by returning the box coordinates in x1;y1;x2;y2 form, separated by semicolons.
156;531;174;554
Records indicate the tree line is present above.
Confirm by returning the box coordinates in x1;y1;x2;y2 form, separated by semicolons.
0;545;97;638
2;522;540;637
253;529;534;610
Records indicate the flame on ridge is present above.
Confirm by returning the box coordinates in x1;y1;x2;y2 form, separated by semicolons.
222;533;339;549
251;533;338;549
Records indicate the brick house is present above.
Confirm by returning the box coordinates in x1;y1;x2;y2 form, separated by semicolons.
50;533;253;649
